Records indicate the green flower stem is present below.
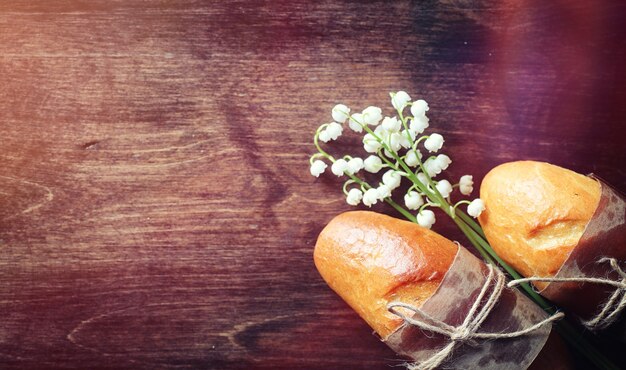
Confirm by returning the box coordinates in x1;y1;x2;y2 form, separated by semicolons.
398;109;415;149
452;217;494;264
456;209;487;239
342;180;356;196
386;197;417;223
313;126;334;161
378;150;400;170
450;200;471;218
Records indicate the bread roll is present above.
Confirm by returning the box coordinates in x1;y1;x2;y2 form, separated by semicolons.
314;211;457;338
478;161;601;284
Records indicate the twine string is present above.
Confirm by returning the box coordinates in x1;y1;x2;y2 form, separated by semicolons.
507;257;626;331
388;265;564;370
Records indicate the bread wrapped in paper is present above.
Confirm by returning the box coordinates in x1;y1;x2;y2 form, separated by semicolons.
315;211;560;369
480;161;626;329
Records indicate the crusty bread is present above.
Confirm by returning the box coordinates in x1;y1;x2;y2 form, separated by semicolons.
314;211;457;338
479;161;601;284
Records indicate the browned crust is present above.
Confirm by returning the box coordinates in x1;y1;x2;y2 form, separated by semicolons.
479;161;601;285
314;211;457;338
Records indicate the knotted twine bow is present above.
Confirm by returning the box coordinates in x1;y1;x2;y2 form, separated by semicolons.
508;257;626;331
388;264;564;370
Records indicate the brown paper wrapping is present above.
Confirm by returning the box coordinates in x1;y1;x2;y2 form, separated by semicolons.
385;246;552;370
540;177;626;324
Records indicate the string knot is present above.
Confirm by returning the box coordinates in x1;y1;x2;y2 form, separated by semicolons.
449;327;472;342
388;265;563;370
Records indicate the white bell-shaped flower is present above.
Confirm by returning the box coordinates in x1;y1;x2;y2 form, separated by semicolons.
325;122;343;141
459;175;474;195
381;116;401;132
346;188;363;206
424;133;444;153
349;113;364;133
332;104;350;123
388;132;403;153
391;91;411;111
467;198;486;217
331;159;348;177
417;209;436;229
410;99;429;117
382;170;402;189
399;129;415;149
404;191;424;210
423;157;442;177
409;115;429;134
310;160;327;177
405;149;422;167
436;179;453;198
318;129;331;143
362;106;383;126
363;133;382;153
362;188;379;207
376;184;392;199
346;157;364;175
435;154;451;171
364;155;383;173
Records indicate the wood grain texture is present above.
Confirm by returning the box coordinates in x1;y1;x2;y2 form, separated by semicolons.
0;0;624;369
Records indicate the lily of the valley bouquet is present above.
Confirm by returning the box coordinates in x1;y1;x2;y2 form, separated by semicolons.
309;92;626;370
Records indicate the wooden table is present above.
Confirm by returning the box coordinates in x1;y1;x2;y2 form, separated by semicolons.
1;1;625;369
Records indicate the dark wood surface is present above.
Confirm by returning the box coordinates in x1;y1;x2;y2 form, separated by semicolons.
1;1;625;369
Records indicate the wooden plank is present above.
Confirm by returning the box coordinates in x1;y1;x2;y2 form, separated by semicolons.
0;1;624;368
